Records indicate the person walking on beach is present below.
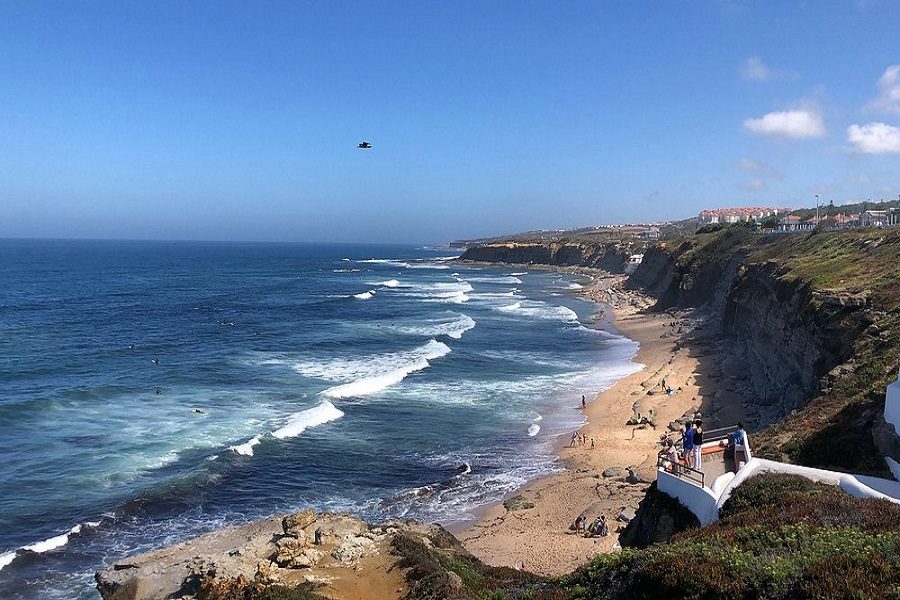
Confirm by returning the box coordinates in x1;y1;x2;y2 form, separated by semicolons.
693;420;703;469
582;395;586;409
591;437;595;450
570;432;578;447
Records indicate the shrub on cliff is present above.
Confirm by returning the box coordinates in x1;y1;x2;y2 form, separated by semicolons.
562;473;900;600
391;531;565;600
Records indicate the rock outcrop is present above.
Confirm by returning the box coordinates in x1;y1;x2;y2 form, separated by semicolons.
94;510;449;600
618;482;700;548
459;241;634;272
625;227;900;475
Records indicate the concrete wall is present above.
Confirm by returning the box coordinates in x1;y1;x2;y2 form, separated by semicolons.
885;370;900;435
656;470;720;526
658;456;900;528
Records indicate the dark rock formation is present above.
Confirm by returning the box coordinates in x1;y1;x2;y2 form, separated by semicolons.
459;241;633;272
625;227;900;475
618;482;700;548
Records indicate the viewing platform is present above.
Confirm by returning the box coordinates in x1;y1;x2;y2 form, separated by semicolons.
657;376;900;525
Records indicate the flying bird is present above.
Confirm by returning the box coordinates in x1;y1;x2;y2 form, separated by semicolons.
357;141;372;149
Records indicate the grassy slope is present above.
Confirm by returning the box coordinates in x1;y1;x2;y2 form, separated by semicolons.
387;474;900;600
744;229;900;473
563;474;900;600
650;226;900;474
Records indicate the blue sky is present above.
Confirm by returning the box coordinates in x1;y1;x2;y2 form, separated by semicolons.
2;1;899;243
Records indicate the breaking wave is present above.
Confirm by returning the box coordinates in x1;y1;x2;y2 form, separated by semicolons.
394;313;476;340
271;401;345;439
291;339;453;399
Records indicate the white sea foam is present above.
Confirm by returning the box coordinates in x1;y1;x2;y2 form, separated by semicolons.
0;551;16;571
394;280;473;304
528;424;541;437
353;290;375;300
356;259;412;268
22;524;82;554
422;290;469;304
395;313;476;340
408;263;451;270
469;276;523;284
376;279;400;287
230;435;261;456
568;283;584;289
304;339;452;399
272;401;345;439
493;300;578;322
510;272;528;276
433;281;473;292
433;255;461;261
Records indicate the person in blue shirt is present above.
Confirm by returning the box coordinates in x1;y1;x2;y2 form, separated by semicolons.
683;422;695;468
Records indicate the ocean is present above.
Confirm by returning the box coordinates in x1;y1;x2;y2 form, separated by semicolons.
0;239;640;599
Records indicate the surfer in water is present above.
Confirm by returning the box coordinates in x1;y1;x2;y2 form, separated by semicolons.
152;358;160;365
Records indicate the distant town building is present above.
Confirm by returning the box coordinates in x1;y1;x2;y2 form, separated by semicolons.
830;213;860;228
698;207;790;224
637;227;660;240
778;215;808;232
860;210;889;228
890;208;900;226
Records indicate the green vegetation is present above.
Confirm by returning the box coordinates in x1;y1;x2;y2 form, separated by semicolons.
385;474;900;600
563;474;900;600
391;531;563;600
789;198;900;221
653;225;900;475
749;228;900;310
196;575;326;600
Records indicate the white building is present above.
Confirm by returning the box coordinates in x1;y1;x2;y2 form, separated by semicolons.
860;210;888;227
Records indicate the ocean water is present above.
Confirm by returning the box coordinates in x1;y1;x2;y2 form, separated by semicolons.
0;239;640;599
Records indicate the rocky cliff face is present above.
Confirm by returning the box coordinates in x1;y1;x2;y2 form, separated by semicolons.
459;241;634;273
626;227;900;475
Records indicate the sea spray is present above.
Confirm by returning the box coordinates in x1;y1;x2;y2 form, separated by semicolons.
321;339;452;398
271;401;345;439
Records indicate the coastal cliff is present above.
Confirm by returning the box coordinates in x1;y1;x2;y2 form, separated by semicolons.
459;241;636;273
468;226;900;475
627;226;900;475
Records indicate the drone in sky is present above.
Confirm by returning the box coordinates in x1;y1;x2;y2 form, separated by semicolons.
357;141;372;149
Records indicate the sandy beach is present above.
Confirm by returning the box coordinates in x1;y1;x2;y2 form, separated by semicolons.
458;275;741;575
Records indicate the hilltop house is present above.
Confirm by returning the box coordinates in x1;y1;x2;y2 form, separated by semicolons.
860;210;889;228
778;215;808;232
699;207;789;224
890;208;900;226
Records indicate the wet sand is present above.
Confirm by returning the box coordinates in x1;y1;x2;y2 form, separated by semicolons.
458;277;725;575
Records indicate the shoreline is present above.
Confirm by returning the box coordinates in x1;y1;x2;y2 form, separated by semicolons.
457;274;710;575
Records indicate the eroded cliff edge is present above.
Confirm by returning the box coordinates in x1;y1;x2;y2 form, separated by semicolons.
632;226;900;475
458;241;637;272
463;228;900;474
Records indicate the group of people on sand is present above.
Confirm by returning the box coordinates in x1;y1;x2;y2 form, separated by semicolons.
570;431;595;449
571;513;609;537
